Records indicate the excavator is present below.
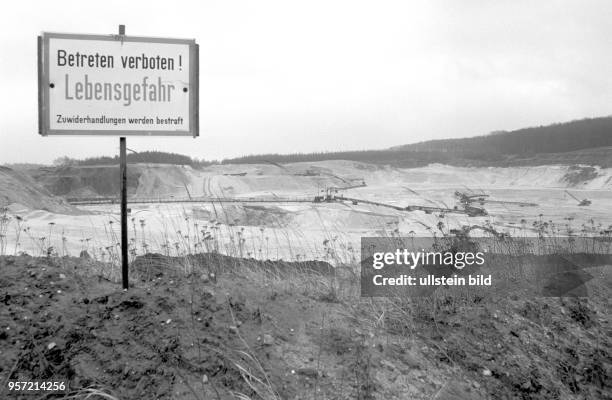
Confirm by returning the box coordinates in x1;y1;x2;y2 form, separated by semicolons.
454;191;537;207
317;186;488;217
565;190;591;206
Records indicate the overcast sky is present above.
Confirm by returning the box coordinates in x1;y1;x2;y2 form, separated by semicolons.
1;0;611;164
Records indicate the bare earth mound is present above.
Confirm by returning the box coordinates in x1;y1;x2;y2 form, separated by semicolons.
0;166;76;214
1;254;610;399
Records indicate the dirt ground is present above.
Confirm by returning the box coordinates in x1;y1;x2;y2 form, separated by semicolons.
0;254;610;399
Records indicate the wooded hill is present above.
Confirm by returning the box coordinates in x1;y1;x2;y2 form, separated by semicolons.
223;117;612;167
45;117;612;168
55;151;213;168
392;116;612;156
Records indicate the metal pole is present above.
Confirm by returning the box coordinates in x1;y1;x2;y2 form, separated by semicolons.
119;25;128;290
120;137;128;289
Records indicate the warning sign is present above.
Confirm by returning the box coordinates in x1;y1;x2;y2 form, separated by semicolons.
38;32;198;136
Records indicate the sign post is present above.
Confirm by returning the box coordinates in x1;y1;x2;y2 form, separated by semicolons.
38;25;199;290
120;135;127;288
119;25;128;290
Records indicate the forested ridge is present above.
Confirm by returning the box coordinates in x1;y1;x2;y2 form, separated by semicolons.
223;117;612;167
47;117;612;168
393;116;612;155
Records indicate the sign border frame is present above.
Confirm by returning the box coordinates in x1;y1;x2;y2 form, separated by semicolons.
38;32;199;137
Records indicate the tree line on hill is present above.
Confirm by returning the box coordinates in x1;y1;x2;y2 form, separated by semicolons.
53;151;214;168
222;116;612;166
219;149;454;166
393;116;612;155
50;116;612;168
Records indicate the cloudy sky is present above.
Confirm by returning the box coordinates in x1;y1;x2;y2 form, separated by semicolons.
1;0;611;164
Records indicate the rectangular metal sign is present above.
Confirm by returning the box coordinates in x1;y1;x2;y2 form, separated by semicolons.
38;32;199;136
